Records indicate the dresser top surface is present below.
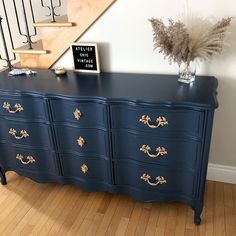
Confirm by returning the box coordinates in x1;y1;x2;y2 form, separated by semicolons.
0;69;218;108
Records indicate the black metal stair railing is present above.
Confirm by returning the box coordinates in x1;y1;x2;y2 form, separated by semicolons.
0;0;16;69
12;0;37;50
0;17;15;70
0;0;66;69
41;0;62;22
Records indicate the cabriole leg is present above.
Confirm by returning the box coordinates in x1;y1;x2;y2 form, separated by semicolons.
194;207;202;225
0;167;7;185
194;212;201;225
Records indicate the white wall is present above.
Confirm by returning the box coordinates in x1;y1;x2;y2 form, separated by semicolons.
55;0;236;167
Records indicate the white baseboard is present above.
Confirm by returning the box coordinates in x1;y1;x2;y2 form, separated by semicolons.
207;163;236;184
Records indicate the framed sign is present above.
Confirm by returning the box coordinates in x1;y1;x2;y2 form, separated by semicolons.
71;43;100;73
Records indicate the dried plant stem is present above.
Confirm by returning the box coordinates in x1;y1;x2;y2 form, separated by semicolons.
149;16;233;65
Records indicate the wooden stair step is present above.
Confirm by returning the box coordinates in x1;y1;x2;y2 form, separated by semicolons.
0;61;22;71
0;67;8;72
12;40;49;55
19;0;115;68
33;15;74;27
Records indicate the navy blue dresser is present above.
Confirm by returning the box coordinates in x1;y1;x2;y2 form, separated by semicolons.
0;69;218;224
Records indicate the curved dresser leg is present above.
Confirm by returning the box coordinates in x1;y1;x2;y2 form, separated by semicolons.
194;208;202;225
0;167;7;185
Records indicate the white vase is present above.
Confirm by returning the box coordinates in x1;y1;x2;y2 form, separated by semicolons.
178;60;196;83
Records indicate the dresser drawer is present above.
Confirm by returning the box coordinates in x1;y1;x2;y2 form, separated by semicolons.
54;125;109;157
112;131;200;168
115;160;195;196
0;118;53;148
0;95;48;121
50;99;107;128
0;143;58;174
111;105;204;137
60;153;110;182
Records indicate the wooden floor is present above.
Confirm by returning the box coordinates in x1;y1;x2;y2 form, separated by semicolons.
0;172;235;236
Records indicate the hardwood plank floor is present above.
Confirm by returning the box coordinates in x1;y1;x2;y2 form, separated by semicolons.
0;172;235;236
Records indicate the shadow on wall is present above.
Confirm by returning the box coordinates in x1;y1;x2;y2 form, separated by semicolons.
207;19;236;166
96;42;111;72
221;18;236;59
210;76;236;166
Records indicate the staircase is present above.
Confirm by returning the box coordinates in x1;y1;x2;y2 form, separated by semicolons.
1;0;115;69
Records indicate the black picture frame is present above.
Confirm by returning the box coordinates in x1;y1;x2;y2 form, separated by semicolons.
70;42;100;73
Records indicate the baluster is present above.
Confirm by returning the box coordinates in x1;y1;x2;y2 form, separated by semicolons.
12;0;37;50
41;0;62;22
0;0;17;69
0;17;12;69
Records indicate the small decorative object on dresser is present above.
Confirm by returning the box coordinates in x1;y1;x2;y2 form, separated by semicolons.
54;67;67;75
149;15;233;83
71;42;100;73
0;69;218;225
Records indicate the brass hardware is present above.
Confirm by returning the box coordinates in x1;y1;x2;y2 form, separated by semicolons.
16;154;35;165
81;164;88;173
9;128;29;140
73;109;82;120
54;67;67;75
77;136;85;147
140;173;167;186
3;102;24;114
140;145;167;158
139;115;168;128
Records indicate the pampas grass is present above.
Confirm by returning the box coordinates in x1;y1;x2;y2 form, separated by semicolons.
149;15;233;65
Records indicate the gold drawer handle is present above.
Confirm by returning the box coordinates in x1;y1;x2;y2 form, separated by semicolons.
16;154;35;165
73;109;82;120
139;115;168;128
3;102;24;114
77;136;85;147
140;173;167;186
81;164;88;173
140;145;167;158
9;128;29;140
